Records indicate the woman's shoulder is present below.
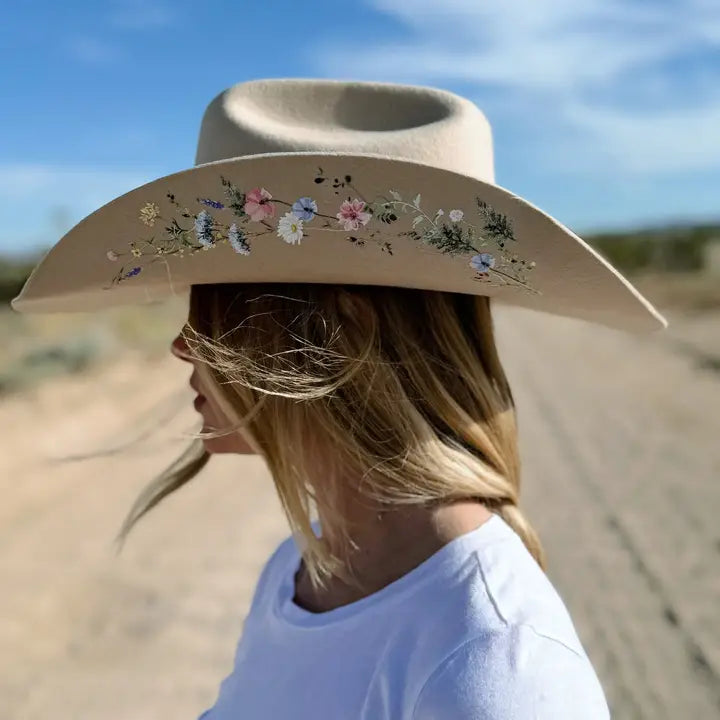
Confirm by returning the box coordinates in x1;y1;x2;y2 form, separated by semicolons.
467;518;585;650
412;515;610;716
407;516;611;717
411;623;610;719
415;515;588;657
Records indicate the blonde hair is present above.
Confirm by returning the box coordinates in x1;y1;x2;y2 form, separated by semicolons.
117;283;545;589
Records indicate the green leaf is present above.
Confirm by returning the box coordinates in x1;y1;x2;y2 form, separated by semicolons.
389;189;402;201
413;193;421;208
412;215;425;227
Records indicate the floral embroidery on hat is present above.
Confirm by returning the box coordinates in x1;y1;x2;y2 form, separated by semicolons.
199;197;225;210
228;223;251;255
194;210;215;247
139;202;160;226
291;197;318;221
277;212;304;245
471;252;496;273
337;198;372;231
244;187;275;222
107;171;537;292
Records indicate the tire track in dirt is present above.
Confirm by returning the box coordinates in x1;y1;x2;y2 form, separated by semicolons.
494;307;720;718
526;371;720;712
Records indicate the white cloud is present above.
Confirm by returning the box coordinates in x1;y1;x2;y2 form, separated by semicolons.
0;164;158;255
64;2;174;65
560;100;720;174
109;0;174;30
67;37;122;64
0;164;153;202
315;0;720;176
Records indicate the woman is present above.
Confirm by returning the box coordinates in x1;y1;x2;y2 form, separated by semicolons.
164;282;611;718
14;78;665;717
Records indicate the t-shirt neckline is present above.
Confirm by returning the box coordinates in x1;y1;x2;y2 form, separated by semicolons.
273;512;514;629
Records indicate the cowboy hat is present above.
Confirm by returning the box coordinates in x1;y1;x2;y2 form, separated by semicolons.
12;78;666;332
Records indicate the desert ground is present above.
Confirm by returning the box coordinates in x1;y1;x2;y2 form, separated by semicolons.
1;298;718;719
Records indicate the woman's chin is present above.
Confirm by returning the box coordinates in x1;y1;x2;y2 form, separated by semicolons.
194;399;258;455
200;425;258;455
201;436;238;454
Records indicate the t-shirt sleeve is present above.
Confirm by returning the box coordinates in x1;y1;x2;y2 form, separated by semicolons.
412;625;611;720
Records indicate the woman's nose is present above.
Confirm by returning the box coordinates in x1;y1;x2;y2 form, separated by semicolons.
170;332;193;363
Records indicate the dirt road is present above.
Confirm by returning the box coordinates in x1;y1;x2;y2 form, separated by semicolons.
1;307;718;719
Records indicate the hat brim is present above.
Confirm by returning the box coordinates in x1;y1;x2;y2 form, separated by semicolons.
12;152;667;332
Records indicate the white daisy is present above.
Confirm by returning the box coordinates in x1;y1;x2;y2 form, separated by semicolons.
277;211;304;244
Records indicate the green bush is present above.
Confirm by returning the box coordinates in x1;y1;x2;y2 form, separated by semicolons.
583;224;718;274
0;256;38;305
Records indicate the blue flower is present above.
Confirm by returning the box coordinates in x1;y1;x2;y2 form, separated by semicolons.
194;210;215;246
124;267;142;278
199;198;225;209
470;253;496;273
228;223;251;255
291;197;318;221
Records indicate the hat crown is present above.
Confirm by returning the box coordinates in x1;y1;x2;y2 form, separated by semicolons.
194;78;495;182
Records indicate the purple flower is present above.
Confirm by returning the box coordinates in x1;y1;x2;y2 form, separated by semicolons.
291;197;318;221
199;198;225;209
124;267;142;278
470;253;496;273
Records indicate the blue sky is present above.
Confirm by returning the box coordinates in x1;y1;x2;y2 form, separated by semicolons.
1;0;718;256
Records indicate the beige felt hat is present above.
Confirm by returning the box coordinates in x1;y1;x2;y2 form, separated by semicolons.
12;78;667;332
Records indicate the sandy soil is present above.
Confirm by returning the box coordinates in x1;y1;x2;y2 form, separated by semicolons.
1;307;718;719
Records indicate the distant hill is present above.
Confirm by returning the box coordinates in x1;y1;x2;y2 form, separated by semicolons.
0;255;38;306
587;222;720;274
1;222;718;304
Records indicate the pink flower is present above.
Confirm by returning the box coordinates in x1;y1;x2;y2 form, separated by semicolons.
244;187;276;222
336;198;371;231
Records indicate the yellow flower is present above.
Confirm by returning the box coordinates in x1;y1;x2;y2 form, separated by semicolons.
139;202;160;226
130;244;142;257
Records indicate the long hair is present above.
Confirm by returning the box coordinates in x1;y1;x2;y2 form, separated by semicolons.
117;283;545;589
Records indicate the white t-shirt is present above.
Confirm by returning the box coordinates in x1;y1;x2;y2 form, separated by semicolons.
198;513;610;719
